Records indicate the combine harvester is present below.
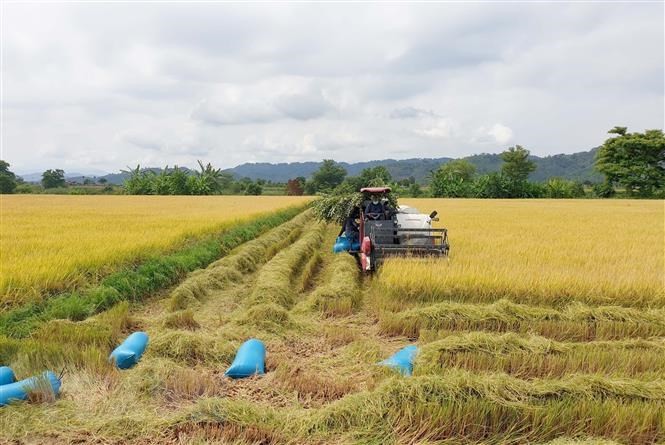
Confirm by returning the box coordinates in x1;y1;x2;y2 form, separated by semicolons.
335;187;450;272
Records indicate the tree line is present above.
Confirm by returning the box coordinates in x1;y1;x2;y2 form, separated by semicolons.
294;126;664;199
122;162;265;195
1;126;662;197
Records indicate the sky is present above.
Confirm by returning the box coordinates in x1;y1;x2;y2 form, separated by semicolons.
2;2;663;174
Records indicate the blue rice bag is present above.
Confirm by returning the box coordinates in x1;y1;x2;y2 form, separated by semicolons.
109;332;149;370
0;367;16;386
0;371;61;407
379;345;419;376
225;338;266;379
333;236;351;253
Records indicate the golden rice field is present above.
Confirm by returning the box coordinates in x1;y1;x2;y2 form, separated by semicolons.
0;195;310;303
2;200;665;444
383;199;665;308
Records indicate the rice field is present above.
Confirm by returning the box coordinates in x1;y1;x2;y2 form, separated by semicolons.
0;195;310;304
1;199;664;444
383;199;665;308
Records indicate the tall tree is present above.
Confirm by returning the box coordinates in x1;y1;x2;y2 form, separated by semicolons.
501;145;536;183
311;159;347;192
595;127;665;197
286;178;304;196
0;160;17;194
430;159;476;198
359;166;392;186
168;166;190;195
41;169;66;189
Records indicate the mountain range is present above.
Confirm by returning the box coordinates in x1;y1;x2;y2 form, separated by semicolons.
17;148;603;185
222;148;602;183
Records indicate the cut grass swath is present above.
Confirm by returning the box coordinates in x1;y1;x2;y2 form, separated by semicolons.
168;210;310;310
377;298;665;341
416;331;665;378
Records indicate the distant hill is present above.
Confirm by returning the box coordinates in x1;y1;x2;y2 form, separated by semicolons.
17;148;603;185
223;148;602;183
223;158;454;183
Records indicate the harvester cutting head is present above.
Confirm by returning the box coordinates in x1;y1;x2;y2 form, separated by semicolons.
347;187;449;272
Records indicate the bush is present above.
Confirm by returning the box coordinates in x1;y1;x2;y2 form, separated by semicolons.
544;178;586;198
593;181;616;198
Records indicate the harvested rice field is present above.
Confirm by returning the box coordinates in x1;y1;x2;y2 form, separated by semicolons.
0;199;663;444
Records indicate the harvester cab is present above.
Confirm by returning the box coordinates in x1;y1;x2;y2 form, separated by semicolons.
335;187;449;272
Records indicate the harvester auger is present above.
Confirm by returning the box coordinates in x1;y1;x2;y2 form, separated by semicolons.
334;187;450;273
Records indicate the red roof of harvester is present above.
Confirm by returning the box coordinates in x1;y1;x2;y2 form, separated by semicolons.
360;187;391;193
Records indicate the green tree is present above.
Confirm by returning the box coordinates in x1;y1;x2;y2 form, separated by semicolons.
189;160;224;195
168;166;190;195
472;173;510;198
544;177;585;198
311;159;347;192
244;182;263;195
408;182;423;197
596;127;665;197
440;159;476;182
499;145;537;197
501;145;536;183
359;166;392;186
592;180;615;198
151;169;171;195
98;177;108;185
430;160;476;198
41;169;66;189
0;160;17;194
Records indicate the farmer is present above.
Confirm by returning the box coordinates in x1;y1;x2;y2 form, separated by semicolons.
365;194;385;220
339;207;360;241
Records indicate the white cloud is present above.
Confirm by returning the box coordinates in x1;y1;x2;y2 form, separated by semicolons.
415;119;457;139
487;124;514;144
2;3;663;173
390;107;438;119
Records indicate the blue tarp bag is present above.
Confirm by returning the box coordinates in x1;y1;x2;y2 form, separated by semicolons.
333;236;351;253
0;371;61;407
109;332;149;370
379;345;419;376
225;338;265;379
0;367;15;386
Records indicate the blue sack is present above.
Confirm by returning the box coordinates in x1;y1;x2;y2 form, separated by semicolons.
0;367;15;386
333;236;351;253
109;332;149;370
225;338;265;379
0;371;61;407
378;345;419;376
